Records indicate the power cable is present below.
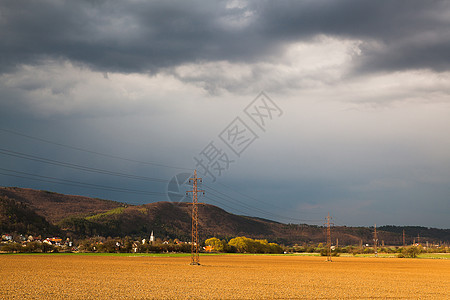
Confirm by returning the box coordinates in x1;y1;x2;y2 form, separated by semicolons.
216;181;324;216
205;184;323;223
202;194;274;228
206;188;286;221
0;128;328;225
0;127;193;171
0;168;166;197
0;147;168;183
204;185;323;223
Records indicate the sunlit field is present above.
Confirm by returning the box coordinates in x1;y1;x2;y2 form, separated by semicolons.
1;254;449;299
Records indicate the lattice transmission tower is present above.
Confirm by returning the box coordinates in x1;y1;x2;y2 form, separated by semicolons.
186;170;204;265
324;213;333;262
403;229;406;247
373;224;378;257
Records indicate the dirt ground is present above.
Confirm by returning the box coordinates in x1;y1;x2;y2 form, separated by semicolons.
1;254;449;299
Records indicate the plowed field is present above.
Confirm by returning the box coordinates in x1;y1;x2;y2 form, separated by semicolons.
1;254;449;299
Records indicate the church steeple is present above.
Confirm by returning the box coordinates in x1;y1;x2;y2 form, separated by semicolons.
150;231;154;243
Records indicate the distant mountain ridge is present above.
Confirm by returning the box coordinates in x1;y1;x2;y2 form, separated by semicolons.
1;187;449;245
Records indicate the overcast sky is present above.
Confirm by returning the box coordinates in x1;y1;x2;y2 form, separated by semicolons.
1;0;449;228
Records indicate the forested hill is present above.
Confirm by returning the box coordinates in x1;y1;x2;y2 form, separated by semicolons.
1;187;449;245
0;195;60;236
0;187;125;223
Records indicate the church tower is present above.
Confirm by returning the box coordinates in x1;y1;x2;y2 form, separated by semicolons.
150;231;155;243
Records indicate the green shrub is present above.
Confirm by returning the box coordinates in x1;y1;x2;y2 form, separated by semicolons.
398;246;421;258
227;237;283;254
319;248;340;257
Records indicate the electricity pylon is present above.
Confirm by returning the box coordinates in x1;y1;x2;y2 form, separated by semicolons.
373;224;378;257
186;170;204;265
324;213;333;262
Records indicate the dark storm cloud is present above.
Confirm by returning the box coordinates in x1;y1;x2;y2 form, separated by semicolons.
0;0;267;73
1;0;449;75
257;0;450;73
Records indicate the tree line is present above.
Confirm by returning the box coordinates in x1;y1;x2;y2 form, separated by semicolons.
205;237;284;254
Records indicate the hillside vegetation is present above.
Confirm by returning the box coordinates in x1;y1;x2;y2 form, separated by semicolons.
0;187;124;223
1;187;448;245
0;195;60;236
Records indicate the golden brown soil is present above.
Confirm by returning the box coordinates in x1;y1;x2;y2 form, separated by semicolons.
1;254;449;299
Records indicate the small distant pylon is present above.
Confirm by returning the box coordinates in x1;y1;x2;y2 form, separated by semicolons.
402;229;405;247
373;224;378;257
324;213;333;262
186;170;204;266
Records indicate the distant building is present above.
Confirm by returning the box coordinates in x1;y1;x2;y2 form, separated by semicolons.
44;237;62;246
2;235;13;241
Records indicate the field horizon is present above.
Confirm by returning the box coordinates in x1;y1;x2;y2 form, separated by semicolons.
1;251;450;259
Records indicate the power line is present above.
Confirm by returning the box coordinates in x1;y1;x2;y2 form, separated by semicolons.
0;128;328;225
1;148;322;224
0;147;168;183
0;127;192;171
216;181;280;210
205;187;274;216
207;188;322;224
211;190;322;224
183;181;278;236
200;187;292;231
0;167;166;197
204;184;322;224
0;130;327;226
1;146;325;226
203;194;287;229
216;181;323;217
331;217;347;227
204;193;267;219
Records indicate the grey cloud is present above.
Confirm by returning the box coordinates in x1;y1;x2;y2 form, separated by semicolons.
1;0;449;76
0;0;267;74
256;0;450;73
357;38;450;73
2;1;450;229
